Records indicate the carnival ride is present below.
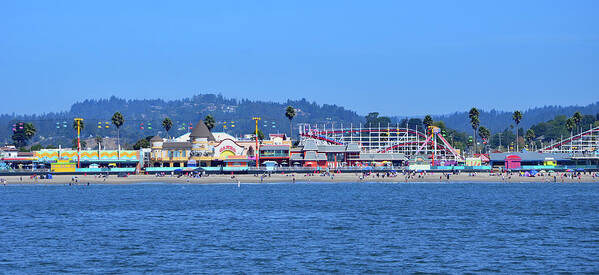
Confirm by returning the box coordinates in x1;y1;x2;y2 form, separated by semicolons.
539;125;599;157
298;123;464;162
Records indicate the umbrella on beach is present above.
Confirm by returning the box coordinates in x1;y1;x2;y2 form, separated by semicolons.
529;170;538;176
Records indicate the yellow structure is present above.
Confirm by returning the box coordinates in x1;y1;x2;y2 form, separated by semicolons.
543;158;557;166
51;160;76;173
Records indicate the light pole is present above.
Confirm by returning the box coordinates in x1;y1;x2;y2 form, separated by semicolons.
252;117;261;168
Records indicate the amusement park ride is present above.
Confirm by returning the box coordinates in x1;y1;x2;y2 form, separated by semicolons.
300;122;599;163
539;125;599;157
298;123;464;163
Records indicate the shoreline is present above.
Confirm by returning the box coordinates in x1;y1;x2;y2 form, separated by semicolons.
1;173;598;185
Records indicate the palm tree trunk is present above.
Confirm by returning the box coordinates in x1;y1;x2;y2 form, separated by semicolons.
117;128;120;160
473;129;477;155
289;119;293;142
515;125;518;152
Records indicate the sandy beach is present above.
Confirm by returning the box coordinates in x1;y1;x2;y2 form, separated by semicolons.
1;172;598;185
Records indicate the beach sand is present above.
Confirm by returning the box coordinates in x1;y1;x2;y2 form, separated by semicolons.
1;172;598;185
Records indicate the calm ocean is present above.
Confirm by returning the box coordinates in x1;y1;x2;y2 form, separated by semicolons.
1;182;598;273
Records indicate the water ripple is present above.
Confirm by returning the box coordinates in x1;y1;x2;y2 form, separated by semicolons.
0;182;598;273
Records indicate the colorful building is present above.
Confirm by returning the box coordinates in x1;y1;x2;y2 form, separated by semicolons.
149;120;292;168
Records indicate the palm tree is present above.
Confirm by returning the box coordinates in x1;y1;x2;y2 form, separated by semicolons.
72;119;84;150
565;118;575;153
72;119;84;132
162;117;173;138
469;107;480;154
285;106;296;140
572;112;583;134
525;129;536;150
204;115;215;130
11;122;36;148
72;138;87;149
512;111;523;152
478;126;490;153
566;117;575;138
423;115;433;133
95;136;103;149
256;128;265;142
24;123;36;141
111;112;124;150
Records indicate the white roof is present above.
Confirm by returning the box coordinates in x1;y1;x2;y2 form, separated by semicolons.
174;133;191;142
173;132;236;142
212;132;237;142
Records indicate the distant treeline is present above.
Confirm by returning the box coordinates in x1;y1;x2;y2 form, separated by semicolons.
429;102;599;134
2;94;598;152
1;94;363;147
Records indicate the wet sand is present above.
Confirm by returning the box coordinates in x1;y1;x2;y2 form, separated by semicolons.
1;172;598;185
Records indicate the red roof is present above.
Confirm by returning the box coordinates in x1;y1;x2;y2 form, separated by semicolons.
505;155;522;161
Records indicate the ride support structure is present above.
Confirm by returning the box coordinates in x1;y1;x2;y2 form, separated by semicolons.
299;123;464;163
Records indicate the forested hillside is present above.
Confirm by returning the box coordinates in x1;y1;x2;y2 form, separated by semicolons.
1;94;362;147
2;94;598;150
431;102;599;134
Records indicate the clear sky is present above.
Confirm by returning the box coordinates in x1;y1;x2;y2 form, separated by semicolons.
1;1;598;116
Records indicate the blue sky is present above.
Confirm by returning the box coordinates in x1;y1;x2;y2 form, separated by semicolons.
1;1;598;116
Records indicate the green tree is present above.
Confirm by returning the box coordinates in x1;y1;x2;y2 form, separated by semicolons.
285;106;296;140
72;119;85;132
11;122;36;148
30;144;43;151
478;126;490;153
95;136;103;149
469;107;480;154
432;120;446;130
204;115;215;130
256;128;265;141
478;126;490;142
512;110;523;151
133;136;153;150
423;115;434;133
111;112;124;149
365;112;391;128
162;117;173;138
72;138;87;149
565;117;575;138
572;111;583;134
24;123;36;141
525;129;535;149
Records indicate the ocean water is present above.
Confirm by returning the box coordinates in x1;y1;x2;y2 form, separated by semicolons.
1;182;598;273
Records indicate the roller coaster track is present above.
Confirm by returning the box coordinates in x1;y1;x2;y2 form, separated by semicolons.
540;126;599;152
300;128;463;160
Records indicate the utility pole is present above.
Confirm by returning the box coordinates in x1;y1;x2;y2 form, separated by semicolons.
252;117;261;168
74;118;83;169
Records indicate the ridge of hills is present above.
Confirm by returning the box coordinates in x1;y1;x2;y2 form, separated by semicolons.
1;94;598;147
